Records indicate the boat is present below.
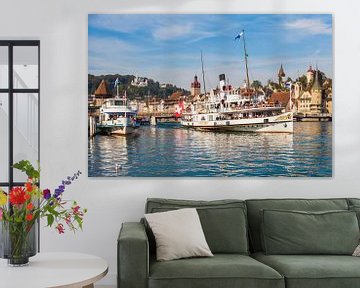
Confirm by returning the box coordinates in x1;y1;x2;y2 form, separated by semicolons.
180;30;293;133
97;82;138;135
156;117;181;127
181;77;293;133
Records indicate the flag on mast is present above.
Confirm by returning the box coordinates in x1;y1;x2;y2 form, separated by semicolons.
235;31;244;40
114;78;120;88
175;100;185;117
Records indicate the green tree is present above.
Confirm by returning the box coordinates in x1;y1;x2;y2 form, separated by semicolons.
251;80;263;89
296;75;307;88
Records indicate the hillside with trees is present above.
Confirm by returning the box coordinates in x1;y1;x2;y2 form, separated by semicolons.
88;74;190;99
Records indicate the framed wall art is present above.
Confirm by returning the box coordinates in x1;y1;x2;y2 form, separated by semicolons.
88;14;332;177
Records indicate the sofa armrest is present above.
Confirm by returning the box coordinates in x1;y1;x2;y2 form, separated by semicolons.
118;222;149;288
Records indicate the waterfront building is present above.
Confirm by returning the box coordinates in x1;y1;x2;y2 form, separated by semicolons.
268;91;291;111
323;78;333;114
326;92;332;114
131;76;148;87
297;91;312;114
292;66;332;116
160;83;173;88
190;75;201;96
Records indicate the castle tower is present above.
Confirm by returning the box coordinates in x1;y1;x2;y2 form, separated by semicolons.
278;64;285;86
293;82;302;100
310;70;323;114
191;75;201;96
94;79;113;98
306;65;315;86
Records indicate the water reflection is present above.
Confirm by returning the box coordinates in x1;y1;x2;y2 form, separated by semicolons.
88;122;332;177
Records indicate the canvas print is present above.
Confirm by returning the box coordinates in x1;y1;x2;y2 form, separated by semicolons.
88;14;332;177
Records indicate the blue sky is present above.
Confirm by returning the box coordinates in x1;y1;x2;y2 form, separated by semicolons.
88;14;332;90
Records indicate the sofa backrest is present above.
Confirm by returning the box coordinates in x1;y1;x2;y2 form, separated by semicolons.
145;198;249;255
245;198;349;252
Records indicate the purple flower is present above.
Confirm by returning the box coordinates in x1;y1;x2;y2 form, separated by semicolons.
54;171;82;199
43;189;51;200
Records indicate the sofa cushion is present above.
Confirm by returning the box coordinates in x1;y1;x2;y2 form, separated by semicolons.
252;252;360;288
149;254;284;288
145;208;213;261
146;198;249;254
261;209;359;255
246;198;349;252
349;205;360;228
347;198;360;207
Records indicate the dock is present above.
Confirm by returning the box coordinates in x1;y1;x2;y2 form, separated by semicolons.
89;116;96;137
138;112;178;126
294;113;332;122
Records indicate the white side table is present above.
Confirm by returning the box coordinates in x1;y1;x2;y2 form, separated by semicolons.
0;252;108;288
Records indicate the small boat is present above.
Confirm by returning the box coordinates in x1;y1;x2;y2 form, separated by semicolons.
97;90;138;135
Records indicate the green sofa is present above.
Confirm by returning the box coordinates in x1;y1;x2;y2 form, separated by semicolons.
118;198;360;288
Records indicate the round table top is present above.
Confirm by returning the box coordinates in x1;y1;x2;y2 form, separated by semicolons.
0;252;108;288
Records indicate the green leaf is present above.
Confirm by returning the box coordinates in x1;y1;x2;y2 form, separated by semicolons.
47;214;54;227
12;160;40;180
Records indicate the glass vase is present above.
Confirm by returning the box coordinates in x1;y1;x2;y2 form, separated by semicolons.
0;220;37;266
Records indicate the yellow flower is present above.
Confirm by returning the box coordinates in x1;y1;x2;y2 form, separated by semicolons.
0;190;7;206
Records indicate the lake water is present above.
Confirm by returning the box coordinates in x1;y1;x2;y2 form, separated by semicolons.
88;122;332;177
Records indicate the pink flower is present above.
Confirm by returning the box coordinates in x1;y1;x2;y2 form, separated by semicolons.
56;223;65;234
65;214;71;225
0;208;3;220
72;205;80;215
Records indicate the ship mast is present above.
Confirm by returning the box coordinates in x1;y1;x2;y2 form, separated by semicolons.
238;30;251;90
124;90;127;119
201;50;206;95
243;30;251;90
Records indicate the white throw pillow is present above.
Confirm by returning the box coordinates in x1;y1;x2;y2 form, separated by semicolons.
145;208;213;261
353;244;360;256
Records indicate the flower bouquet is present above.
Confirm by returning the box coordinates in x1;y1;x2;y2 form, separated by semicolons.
0;160;87;266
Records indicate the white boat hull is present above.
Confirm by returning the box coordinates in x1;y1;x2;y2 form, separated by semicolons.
111;126;135;135
181;112;293;133
97;118;136;135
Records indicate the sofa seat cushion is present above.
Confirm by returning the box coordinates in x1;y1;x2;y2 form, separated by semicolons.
252;252;360;288
149;254;284;288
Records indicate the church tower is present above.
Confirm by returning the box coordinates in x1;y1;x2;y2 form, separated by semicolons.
310;69;323;114
191;75;201;96
278;64;285;86
306;65;315;86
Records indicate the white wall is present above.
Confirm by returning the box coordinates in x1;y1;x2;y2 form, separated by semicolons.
1;0;360;286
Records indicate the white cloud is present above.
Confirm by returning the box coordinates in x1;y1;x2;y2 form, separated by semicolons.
283;18;332;35
88;14;156;34
153;23;194;40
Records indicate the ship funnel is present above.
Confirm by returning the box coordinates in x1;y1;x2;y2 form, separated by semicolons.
219;74;226;91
